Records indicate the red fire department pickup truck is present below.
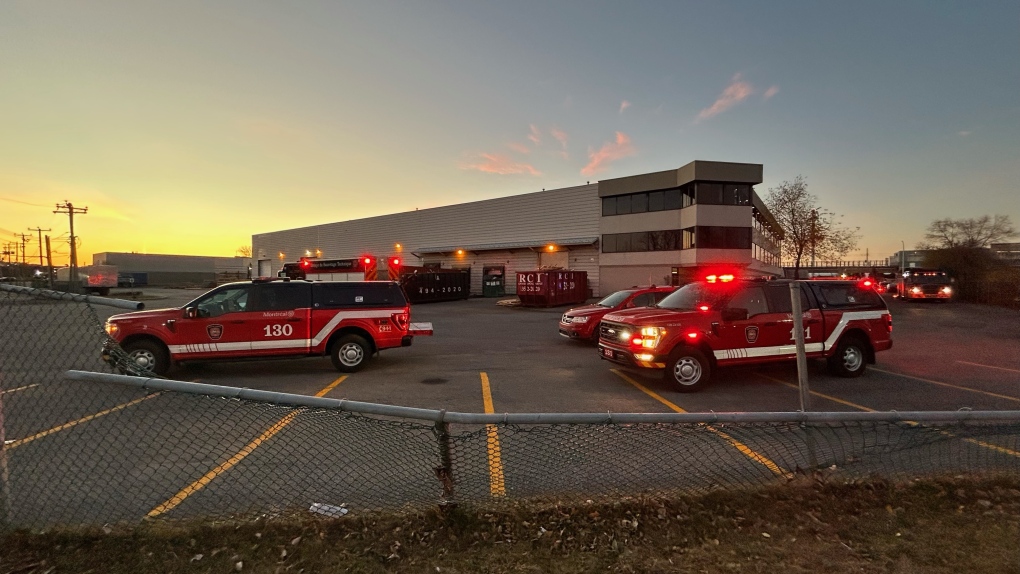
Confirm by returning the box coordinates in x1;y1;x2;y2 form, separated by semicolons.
103;279;433;376
598;275;892;392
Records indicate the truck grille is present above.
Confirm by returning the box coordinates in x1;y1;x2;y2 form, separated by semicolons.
599;321;627;342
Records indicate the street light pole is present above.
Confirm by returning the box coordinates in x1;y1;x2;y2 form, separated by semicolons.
810;209;817;267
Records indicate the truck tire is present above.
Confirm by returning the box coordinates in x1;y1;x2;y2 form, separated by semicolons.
664;346;712;393
331;334;371;373
122;339;170;376
827;335;867;378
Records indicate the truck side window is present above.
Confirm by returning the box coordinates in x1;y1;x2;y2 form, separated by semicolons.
195;286;251;318
727;287;769;317
253;284;312;311
765;284;813;313
629;293;654;307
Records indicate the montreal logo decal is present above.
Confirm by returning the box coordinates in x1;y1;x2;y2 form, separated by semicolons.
207;324;223;340
744;326;759;344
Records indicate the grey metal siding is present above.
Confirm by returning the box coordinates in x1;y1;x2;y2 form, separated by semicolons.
252;184;599;279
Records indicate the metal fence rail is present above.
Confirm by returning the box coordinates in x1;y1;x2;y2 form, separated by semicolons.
2;283;1020;529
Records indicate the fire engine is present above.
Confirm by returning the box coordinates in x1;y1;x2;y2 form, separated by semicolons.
102;278;433;376
897;268;953;301
597;274;892;392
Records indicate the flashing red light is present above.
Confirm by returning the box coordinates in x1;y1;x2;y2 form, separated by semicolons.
698;305;710;312
862;279;873;287
705;274;735;283
686;332;700;340
363;257;372;265
300;259;311;268
631;337;643;346
391;258;400;266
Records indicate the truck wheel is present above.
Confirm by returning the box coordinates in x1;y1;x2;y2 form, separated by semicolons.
122;340;170;376
664;347;712;392
331;334;371;372
827;336;867;378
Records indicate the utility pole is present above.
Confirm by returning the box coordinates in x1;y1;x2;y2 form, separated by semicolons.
54;201;88;289
16;233;32;264
45;235;55;289
28;227;51;266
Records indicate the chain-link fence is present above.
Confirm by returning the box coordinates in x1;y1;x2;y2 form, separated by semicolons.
2;284;1020;529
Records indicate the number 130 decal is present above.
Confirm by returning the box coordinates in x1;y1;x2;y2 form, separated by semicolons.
264;324;293;337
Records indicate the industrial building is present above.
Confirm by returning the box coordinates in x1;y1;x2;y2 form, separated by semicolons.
92;252;252;287
252;160;784;297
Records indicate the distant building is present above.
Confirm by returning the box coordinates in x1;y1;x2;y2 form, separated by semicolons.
991;243;1020;266
92;252;251;287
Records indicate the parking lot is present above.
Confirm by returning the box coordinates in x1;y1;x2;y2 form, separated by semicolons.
3;285;1020;527
90;287;1020;416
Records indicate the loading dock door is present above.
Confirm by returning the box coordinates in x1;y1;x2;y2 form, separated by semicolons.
257;259;272;278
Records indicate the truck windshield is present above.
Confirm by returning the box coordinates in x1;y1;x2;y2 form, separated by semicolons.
596;290;636;307
656;283;729;310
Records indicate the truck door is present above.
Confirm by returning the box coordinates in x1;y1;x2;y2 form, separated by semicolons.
174;284;255;359
764;283;824;358
249;282;312;357
714;285;793;364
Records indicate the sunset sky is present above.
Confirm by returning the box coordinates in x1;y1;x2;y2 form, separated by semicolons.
2;1;1018;266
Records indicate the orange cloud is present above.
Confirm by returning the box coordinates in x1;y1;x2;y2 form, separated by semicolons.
507;142;531;154
696;73;755;122
763;85;779;100
527;124;542;145
581;132;635;176
550;127;568;150
619;100;631;114
461;153;541;176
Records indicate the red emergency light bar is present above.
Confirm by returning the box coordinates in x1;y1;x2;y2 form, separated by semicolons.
705;274;735;283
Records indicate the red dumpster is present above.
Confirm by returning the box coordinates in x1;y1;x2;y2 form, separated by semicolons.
515;270;588;307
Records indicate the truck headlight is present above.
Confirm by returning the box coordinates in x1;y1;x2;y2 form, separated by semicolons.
911;287;922;294
941;287;952;294
572;316;590;323
105;322;118;336
632;326;666;349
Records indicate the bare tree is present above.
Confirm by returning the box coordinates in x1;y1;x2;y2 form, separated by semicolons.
919;215;1017;249
236;245;252;258
763;176;860;278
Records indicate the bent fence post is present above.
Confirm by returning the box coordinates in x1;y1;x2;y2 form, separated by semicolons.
434;409;456;508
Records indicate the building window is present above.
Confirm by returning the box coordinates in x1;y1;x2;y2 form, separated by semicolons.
696;183;723;205
648;190;664;212
603;181;755;216
696;226;752;249
602;196;616;216
603;227;752;253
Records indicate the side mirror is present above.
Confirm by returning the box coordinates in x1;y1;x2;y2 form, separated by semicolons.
722;307;748;322
184;307;198;319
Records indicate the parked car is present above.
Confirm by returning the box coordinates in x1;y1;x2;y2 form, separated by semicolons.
559;286;677;342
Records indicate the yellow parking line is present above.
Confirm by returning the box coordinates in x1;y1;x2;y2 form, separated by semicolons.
479;372;506;497
956;361;1020;375
147;375;347;518
612;369;789;478
871;367;1020;404
6;393;160;450
757;374;1020;459
757;374;877;412
1;384;39;395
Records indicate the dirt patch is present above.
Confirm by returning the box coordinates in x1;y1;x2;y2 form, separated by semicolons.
3;476;1019;573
